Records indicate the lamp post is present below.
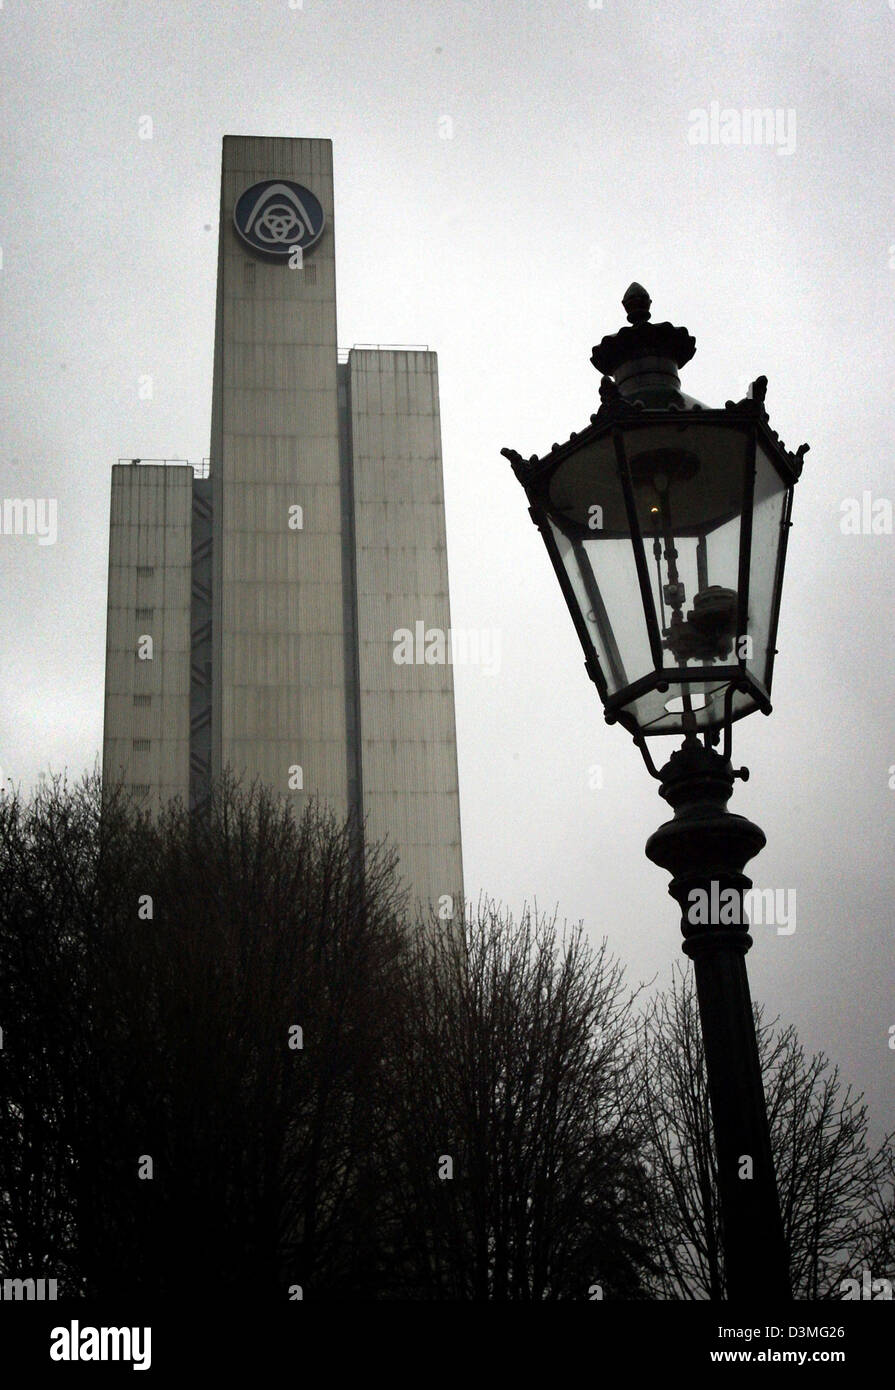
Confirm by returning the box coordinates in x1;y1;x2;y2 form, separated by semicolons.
503;284;809;1302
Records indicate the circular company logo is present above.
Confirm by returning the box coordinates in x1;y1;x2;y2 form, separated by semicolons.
233;180;325;257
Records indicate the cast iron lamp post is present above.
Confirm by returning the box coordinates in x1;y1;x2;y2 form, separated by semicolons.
503;284;809;1302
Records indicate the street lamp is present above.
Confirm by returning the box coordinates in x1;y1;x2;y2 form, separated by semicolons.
503;284;809;1302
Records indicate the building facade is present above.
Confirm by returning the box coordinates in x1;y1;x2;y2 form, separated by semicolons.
102;135;463;912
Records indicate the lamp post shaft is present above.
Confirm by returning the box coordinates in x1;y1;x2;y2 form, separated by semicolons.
645;737;791;1302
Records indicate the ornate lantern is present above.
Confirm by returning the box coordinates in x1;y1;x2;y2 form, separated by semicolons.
503;284;808;772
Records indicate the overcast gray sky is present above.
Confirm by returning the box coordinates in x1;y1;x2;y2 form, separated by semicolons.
1;0;892;1136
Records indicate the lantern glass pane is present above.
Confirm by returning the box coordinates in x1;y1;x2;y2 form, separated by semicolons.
547;517;653;696
745;443;790;695
627;423;749;678
638;512;743;672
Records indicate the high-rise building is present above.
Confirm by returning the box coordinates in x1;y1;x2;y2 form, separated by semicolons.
102;135;464;912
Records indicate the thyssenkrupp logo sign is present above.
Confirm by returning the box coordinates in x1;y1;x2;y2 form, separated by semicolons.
233;180;325;257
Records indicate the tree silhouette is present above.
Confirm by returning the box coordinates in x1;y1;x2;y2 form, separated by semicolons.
376;904;655;1299
0;773;406;1301
633;963;895;1299
2;776;890;1302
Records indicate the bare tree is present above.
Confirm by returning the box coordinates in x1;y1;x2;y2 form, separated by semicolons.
634;963;895;1299
0;773;407;1301
376;902;655;1300
0;772;113;1295
10;775;887;1304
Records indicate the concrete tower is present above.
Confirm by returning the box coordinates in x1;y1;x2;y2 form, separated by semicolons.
102;135;463;913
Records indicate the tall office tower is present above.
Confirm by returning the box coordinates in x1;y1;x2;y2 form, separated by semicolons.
102;135;464;912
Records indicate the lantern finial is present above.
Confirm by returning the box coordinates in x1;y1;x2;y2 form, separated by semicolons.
622;283;652;325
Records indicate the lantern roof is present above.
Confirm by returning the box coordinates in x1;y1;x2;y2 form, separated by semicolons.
502;285;809;490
